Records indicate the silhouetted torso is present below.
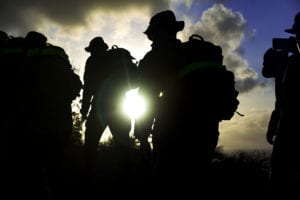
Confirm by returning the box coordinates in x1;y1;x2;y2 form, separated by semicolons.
265;11;300;196
262;48;288;144
136;38;184;158
272;52;300;185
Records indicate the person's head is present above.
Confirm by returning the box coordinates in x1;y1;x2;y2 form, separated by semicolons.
25;31;47;47
85;37;108;53
144;10;184;41
285;12;300;39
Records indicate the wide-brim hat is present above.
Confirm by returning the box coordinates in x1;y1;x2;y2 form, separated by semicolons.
85;37;108;52
285;12;300;34
144;10;184;35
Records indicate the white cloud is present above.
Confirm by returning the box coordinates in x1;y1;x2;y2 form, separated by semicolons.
181;3;263;93
219;108;272;152
218;86;275;152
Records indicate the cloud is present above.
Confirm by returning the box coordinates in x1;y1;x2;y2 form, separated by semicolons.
36;9;153;77
217;85;275;152
1;1;266;94
0;0;172;72
181;3;264;93
0;0;170;34
219;108;272;152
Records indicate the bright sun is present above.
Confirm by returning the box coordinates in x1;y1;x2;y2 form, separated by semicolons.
122;88;146;119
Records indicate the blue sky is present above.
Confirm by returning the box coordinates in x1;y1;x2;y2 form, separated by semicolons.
1;0;299;151
223;0;299;80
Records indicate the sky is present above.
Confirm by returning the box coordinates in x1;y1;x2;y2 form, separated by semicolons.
1;0;299;152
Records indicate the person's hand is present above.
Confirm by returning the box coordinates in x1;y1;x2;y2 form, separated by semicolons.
266;131;275;145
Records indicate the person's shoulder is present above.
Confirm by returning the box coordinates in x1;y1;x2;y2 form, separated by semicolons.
138;50;154;65
87;53;106;62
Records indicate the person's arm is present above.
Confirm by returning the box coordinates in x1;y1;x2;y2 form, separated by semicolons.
80;60;93;120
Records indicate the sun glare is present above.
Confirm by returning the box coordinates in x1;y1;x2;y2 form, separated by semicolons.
122;88;146;119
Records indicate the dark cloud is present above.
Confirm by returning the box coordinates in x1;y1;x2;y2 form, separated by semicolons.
0;0;169;33
235;77;265;93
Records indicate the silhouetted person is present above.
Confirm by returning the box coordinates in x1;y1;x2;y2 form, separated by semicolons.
81;37;110;172
135;9;185;159
262;48;288;145
81;38;137;174
138;10;239;196
136;10;189;195
23;31;82;199
266;12;300;196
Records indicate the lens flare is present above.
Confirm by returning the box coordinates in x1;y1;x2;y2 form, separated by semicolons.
122;88;146;119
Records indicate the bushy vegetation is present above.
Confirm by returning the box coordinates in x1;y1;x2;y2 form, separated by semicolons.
208;148;272;197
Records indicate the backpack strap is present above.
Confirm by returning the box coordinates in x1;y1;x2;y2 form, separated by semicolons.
27;46;69;61
189;34;204;41
179;61;225;79
1;47;24;55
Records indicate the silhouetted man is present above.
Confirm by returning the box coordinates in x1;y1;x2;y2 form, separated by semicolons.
81;38;137;172
26;31;82;198
136;10;185;157
25;31;82;159
136;10;188;195
5;31;82;199
138;10;239;196
81;37;110;170
265;12;300;196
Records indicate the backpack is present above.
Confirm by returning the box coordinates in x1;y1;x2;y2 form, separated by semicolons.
106;45;138;87
181;34;240;120
99;45;138;101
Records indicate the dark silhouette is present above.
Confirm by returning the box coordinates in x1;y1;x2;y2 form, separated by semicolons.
137;10;239;195
135;10;185;164
27;31;82;199
80;37;110;171
263;12;300;196
5;31;82;199
2;33;36;199
181;34;240;121
81;37;138;174
262;48;288;145
135;11;187;195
